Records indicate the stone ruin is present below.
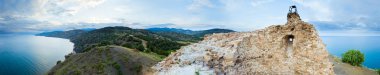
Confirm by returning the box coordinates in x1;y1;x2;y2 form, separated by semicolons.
152;5;334;75
289;5;297;13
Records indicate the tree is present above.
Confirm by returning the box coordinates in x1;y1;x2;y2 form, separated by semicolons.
136;45;145;51
342;49;365;66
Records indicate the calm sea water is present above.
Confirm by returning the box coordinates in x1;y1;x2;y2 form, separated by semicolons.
322;36;380;69
0;35;73;75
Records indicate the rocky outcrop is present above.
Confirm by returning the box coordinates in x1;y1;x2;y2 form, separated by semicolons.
152;12;334;75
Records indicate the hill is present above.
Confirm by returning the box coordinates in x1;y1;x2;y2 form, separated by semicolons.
146;28;194;35
48;46;162;75
38;27;234;55
36;28;95;39
39;26;186;56
192;28;235;37
146;28;235;37
36;30;87;39
151;31;201;42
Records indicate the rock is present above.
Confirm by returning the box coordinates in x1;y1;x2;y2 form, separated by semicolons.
152;12;334;75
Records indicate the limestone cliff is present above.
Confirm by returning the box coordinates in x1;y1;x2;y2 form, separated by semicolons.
152;12;334;75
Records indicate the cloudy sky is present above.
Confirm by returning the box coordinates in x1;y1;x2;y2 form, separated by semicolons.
0;0;380;36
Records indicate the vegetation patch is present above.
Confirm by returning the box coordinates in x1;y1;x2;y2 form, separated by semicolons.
111;61;122;75
131;64;142;73
94;63;105;73
195;70;200;75
342;49;365;66
56;60;62;65
74;69;81;75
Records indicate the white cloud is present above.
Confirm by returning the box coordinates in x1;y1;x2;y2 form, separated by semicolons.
85;17;120;23
293;0;333;21
45;0;106;16
251;0;274;6
2;0;380;34
188;0;215;11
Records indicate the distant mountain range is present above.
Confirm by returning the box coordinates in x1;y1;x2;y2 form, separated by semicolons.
36;28;96;39
146;27;235;37
147;28;194;35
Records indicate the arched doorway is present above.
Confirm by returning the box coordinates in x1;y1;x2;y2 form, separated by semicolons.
285;35;294;49
284;35;294;59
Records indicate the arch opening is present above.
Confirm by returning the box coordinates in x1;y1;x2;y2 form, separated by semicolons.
284;35;295;59
284;35;295;50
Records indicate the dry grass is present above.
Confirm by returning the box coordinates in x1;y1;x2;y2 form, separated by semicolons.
48;45;161;75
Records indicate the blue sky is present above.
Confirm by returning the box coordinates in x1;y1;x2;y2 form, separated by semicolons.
0;0;380;36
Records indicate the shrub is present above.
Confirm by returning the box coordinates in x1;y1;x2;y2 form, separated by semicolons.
112;62;121;70
95;63;105;70
137;45;145;51
195;70;200;75
56;60;62;65
132;64;142;73
74;69;81;75
111;62;122;75
377;69;380;75
342;49;365;66
64;53;74;59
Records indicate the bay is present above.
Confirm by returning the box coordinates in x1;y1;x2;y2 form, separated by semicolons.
0;35;73;75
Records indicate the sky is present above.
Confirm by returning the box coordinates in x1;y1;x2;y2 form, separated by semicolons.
0;0;380;36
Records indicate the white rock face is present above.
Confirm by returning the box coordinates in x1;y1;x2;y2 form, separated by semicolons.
153;13;334;75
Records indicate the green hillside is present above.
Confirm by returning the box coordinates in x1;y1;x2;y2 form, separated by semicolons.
48;46;162;75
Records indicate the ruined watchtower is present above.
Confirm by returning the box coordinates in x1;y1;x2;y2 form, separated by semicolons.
287;5;301;24
289;5;297;13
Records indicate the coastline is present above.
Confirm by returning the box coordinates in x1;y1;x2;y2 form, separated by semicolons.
329;54;378;75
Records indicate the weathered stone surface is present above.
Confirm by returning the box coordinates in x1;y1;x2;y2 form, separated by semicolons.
152;12;334;75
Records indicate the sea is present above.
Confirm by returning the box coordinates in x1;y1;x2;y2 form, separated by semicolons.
0;34;73;75
322;36;380;69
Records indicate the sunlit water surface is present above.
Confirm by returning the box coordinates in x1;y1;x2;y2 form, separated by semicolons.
322;36;380;69
0;35;73;75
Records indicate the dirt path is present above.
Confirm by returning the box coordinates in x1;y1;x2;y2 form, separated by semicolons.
131;36;148;50
329;55;378;75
